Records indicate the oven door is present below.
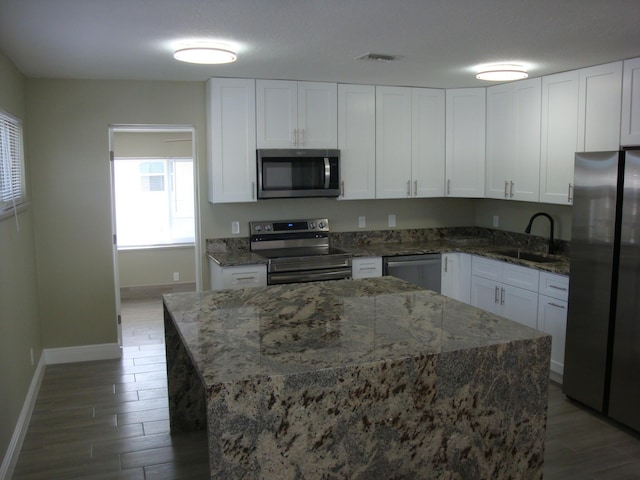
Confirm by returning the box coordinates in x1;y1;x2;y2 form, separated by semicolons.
257;149;340;198
268;267;352;285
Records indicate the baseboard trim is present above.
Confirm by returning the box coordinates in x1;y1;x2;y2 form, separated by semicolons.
44;343;122;364
0;353;46;480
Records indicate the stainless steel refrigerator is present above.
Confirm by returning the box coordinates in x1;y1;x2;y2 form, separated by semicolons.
564;149;640;432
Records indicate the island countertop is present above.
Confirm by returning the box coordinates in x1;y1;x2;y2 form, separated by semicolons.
163;276;548;385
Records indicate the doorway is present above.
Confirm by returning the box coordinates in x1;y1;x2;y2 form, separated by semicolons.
108;125;201;346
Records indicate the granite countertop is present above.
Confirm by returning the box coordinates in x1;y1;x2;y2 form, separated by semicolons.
208;239;570;275
162;276;548;386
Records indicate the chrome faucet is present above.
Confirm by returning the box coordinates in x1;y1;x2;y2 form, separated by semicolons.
525;212;555;254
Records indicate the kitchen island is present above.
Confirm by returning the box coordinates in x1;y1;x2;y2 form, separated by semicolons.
163;276;551;480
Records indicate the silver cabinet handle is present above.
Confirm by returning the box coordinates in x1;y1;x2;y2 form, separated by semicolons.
549;285;568;291
504;180;509;198
447;179;451;195
510;181;514;198
443;256;448;273
340;180;345;197
252;181;255;200
549;302;565;309
407;180;411;197
495;286;500;304
500;287;505;305
568;183;573;203
414;180;418;196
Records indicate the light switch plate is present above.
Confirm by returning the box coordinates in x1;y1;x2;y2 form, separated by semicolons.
358;216;366;228
388;214;396;227
232;221;240;234
493;215;499;227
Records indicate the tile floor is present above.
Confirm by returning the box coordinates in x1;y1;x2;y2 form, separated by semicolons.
11;297;640;479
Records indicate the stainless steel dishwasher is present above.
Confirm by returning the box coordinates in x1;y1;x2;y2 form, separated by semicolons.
383;254;442;293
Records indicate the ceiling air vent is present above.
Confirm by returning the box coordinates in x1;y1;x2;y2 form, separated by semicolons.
355;53;398;63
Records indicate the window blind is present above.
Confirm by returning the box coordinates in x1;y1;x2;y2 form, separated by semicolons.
0;110;25;213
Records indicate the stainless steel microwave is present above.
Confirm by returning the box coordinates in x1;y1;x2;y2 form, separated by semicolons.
256;149;340;199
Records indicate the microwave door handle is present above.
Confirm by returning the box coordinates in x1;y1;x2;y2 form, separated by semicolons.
324;157;330;189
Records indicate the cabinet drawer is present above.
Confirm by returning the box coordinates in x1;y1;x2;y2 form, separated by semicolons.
471;256;502;281
501;262;539;292
539;272;569;301
352;257;382;279
210;260;267;290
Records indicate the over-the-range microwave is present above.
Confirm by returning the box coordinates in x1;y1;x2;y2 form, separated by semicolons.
256;148;340;199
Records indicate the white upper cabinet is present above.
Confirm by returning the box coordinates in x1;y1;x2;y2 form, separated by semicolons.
375;86;413;198
412;88;446;197
621;57;640;146
376;86;445;199
206;78;257;203
540;70;580;205
338;84;376;200
445;88;486;198
578;61;623;152
256;80;337;148
486;78;541;202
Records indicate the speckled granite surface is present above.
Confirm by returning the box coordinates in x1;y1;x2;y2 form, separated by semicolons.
207;227;569;275
163;276;551;479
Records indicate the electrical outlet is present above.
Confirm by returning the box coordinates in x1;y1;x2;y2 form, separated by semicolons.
388;214;396;228
493;215;499;227
232;221;240;235
173;272;180;281
358;216;366;228
30;348;34;366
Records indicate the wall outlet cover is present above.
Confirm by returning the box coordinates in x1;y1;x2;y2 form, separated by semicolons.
232;221;240;234
358;216;366;228
388;214;396;227
173;272;180;281
493;215;499;227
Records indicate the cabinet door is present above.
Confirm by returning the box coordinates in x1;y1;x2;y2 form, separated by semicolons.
501;284;539;329
412;88;445;197
376;86;412;198
470;276;500;314
297;81;337;148
207;78;257;203
338;84;376;200
445;88;486;198
256;79;297;148
621;57;640;146
512;78;541;202
540;71;580;204
538;295;567;376
578;61;623;152
486;83;515;199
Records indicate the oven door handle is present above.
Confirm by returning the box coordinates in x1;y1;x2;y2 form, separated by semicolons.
324;157;331;189
269;268;352;285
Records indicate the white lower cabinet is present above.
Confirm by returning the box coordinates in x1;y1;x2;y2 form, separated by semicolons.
441;253;471;304
352;257;382;279
470;256;539;328
537;272;569;377
209;260;267;290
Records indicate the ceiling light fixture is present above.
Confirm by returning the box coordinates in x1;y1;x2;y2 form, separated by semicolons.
173;45;237;64
476;64;528;81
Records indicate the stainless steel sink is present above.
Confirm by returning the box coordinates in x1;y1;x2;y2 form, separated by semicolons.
490;249;560;264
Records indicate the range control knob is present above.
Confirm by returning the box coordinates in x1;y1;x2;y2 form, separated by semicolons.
318;221;326;229
264;224;272;231
254;225;262;232
309;222;316;229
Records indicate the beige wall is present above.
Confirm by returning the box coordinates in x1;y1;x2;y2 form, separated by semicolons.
118;246;196;287
26;79;208;349
0;52;42;467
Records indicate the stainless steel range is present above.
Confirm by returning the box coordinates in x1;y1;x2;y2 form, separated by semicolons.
249;218;352;285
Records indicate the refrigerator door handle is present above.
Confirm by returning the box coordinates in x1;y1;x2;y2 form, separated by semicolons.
568;183;573;203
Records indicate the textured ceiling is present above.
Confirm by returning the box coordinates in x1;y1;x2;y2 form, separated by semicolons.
1;0;639;88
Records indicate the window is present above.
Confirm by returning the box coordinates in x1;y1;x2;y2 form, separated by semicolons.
114;157;195;247
0;110;26;215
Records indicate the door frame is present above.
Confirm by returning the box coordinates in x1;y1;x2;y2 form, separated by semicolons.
108;124;202;346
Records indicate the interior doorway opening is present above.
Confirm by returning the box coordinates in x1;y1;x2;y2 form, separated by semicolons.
109;125;201;346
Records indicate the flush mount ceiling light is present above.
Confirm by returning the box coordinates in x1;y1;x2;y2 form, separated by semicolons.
173;44;237;64
476;64;528;81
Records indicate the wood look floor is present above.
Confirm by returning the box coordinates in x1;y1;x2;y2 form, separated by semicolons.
11;298;640;479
